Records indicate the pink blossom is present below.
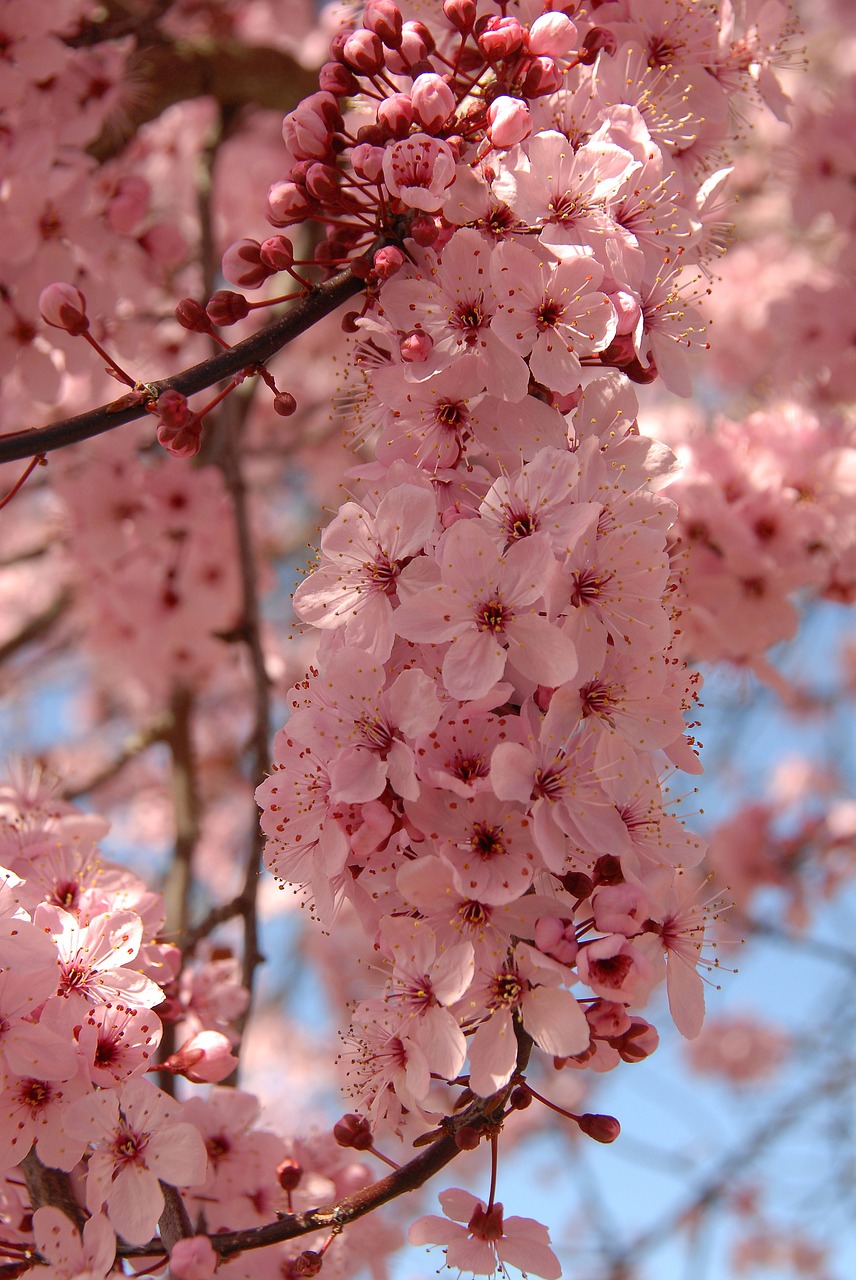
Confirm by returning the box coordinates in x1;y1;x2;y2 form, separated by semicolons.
490;242;617;391
32;1208;115;1280
169;1236;218;1280
382;134;457;212
55;1079;208;1245
394;520;578;701
292;485;436;660
410;1188;561;1279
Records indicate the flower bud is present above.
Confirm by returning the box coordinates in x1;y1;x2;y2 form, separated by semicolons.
277;1157;303;1191
519;55;563;97
175;297;213;332
409;212;440;246
352;142;386;182
578;1113;621;1144
411;72;456;133
454;1125;481;1150
400;329;433;362
296;1252;323;1277
206;289;250;326
222;238;272;289
386;19;434;70
157;412;203;459
39;282;89;335
373;245;405;279
377;92;415;138
333;1113;373;1150
478;15;525;59
343;28;386;74
259;235;295;271
319;60;358;95
305;161;343;204
363;0;404;48
274;392;298;417
156;389;191;429
509;1085;532;1110
443;0;476;33
487;95;531;147
527;12;578;56
267;180;311;226
163;1030;238;1083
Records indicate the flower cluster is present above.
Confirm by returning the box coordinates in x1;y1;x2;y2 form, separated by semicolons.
249;0;801;1154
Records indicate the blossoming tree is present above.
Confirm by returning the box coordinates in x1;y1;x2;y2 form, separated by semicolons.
1;0;854;1277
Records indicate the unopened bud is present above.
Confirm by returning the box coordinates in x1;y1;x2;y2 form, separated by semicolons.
509;1085;532;1110
267;180;311;226
527;11;578;56
377;92;415;138
333;1113;373;1150
487;95;531;147
400;329;433;362
277;1157;303;1191
305;161;343;204
478;15;525;59
175;297;213;332
222;238;272;289
454;1125;481;1150
343;28;386;73
443;0;476;33
578;1113;621;1144
157;412;203;459
260;235;295;271
295;1251;323;1277
319;60;358;95
363;0;404;48
39;282;89;335
373;245;405;279
409;212;440;246
273;392;298;417
411;72;456;133
206;290;250;326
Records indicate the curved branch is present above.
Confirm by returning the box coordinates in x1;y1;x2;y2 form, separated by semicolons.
0;268;366;466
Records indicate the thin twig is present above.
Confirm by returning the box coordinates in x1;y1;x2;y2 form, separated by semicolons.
0;268;367;465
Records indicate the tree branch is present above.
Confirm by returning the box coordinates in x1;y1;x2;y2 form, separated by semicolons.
0;268;366;465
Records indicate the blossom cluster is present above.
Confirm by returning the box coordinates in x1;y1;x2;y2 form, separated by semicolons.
247;0;802;1152
0;771;405;1278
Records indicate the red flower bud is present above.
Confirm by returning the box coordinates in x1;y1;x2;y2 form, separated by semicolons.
267;180;311;226
175;298;213;332
296;1252;323;1277
477;15;525;59
578;1113;621;1144
273;392;298;417
373;245;405;279
333;1113;373;1150
276;1158;303;1191
259;235;295;271
206;290;250;326
39;282;89;335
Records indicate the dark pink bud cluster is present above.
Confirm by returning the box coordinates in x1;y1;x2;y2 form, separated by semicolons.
155;390;203;458
260;0;581;272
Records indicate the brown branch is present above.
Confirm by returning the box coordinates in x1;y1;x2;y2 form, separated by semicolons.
0;268;366;466
158;1181;193;1253
20;1152;85;1235
121;1037;534;1262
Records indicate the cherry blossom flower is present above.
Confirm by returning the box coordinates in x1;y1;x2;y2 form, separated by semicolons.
292;485;436;660
32;1207;115;1280
53;1078;208;1245
410;1188;561;1279
490;242;618;392
394;520;578;701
